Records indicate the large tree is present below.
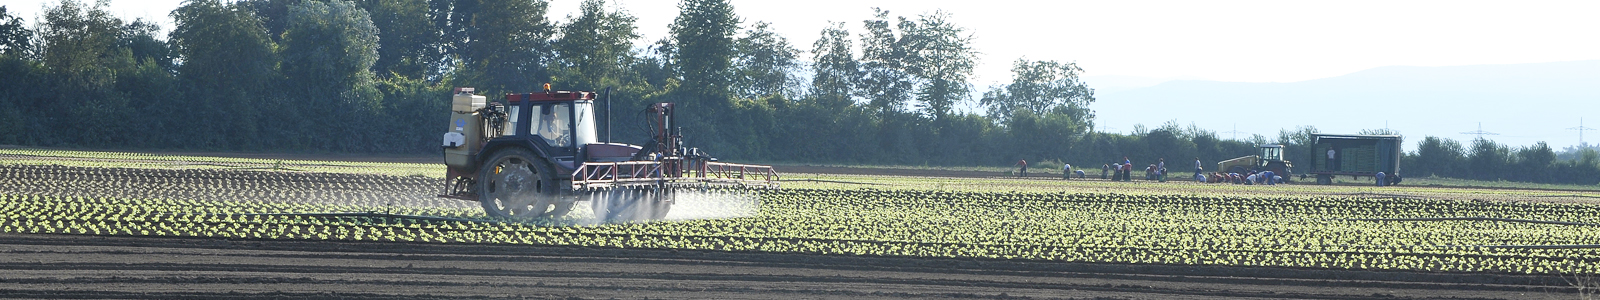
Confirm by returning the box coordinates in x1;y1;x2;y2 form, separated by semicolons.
38;0;134;146
119;20;171;70
979;58;1095;125
668;0;739;98
1513;142;1555;182
357;0;441;79
172;0;279;149
808;21;858;109
1467;138;1510;181
552;0;637;90
731;21;798;100
857;8;910;115
39;0;122;93
1410;136;1465;177
278;0;383;151
898;10;975;119
279;0;380;109
0;6;31;57
456;0;554;94
857;8;976;119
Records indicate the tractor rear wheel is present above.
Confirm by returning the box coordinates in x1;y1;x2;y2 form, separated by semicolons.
478;148;567;221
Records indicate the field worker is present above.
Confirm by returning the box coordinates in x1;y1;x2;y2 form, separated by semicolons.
1194;157;1203;175
1259;170;1276;185
1076;169;1087;178
1101;163;1110;179
1114;162;1124;181
1145;164;1157;180
1193;172;1206;182
1327;148;1338;171
1122;157;1134;182
1062;163;1072;180
1244;172;1257;185
1157;158;1167;182
1121;163;1132;181
1123;162;1134;182
1015;159;1028;177
1376;171;1387;186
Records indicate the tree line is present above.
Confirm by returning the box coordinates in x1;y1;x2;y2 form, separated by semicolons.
0;0;1595;186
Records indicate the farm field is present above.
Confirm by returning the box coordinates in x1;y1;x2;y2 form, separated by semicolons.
2;148;1599;298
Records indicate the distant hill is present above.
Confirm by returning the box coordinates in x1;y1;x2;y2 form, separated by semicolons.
1089;60;1600;150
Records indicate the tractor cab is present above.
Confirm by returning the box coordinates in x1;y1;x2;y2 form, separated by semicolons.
501;91;599;170
1259;145;1284;163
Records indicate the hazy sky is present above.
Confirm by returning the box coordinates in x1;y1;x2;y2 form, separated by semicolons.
10;0;1597;83
7;0;1599;148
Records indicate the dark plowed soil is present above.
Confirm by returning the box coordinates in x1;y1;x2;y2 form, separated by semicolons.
0;233;1578;299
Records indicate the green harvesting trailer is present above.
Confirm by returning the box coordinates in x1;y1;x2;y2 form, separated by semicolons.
1309;134;1403;185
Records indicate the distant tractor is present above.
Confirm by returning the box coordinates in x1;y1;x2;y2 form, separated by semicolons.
1216;145;1293;179
438;86;778;222
1308;134;1402;185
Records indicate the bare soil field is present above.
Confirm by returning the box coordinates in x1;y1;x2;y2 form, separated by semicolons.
0;233;1579;299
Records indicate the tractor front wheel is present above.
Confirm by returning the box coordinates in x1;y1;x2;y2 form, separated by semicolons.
478;148;566;221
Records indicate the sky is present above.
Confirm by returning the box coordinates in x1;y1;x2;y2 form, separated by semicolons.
6;0;1600;148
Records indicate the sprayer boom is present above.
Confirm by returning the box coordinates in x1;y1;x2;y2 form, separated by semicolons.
572;161;779;191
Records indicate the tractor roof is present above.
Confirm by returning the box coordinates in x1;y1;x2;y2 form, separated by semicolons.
504;91;596;103
1313;134;1403;140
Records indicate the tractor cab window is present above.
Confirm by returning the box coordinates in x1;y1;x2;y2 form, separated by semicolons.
573;101;598;147
1260;146;1283;162
503;105;519;136
534;103;573;148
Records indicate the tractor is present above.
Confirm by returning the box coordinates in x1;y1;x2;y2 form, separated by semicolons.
1216;144;1293;179
438;86;778;222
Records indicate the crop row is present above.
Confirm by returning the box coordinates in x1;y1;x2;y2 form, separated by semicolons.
0;164;466;209
0;148;441;178
3;186;1599;275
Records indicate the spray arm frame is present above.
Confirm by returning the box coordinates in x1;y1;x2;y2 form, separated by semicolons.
571;161;780;191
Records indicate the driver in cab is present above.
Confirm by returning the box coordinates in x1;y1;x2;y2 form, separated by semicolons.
538;108;570;147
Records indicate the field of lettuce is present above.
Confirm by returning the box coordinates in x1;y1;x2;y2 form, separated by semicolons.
3;148;1600;276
